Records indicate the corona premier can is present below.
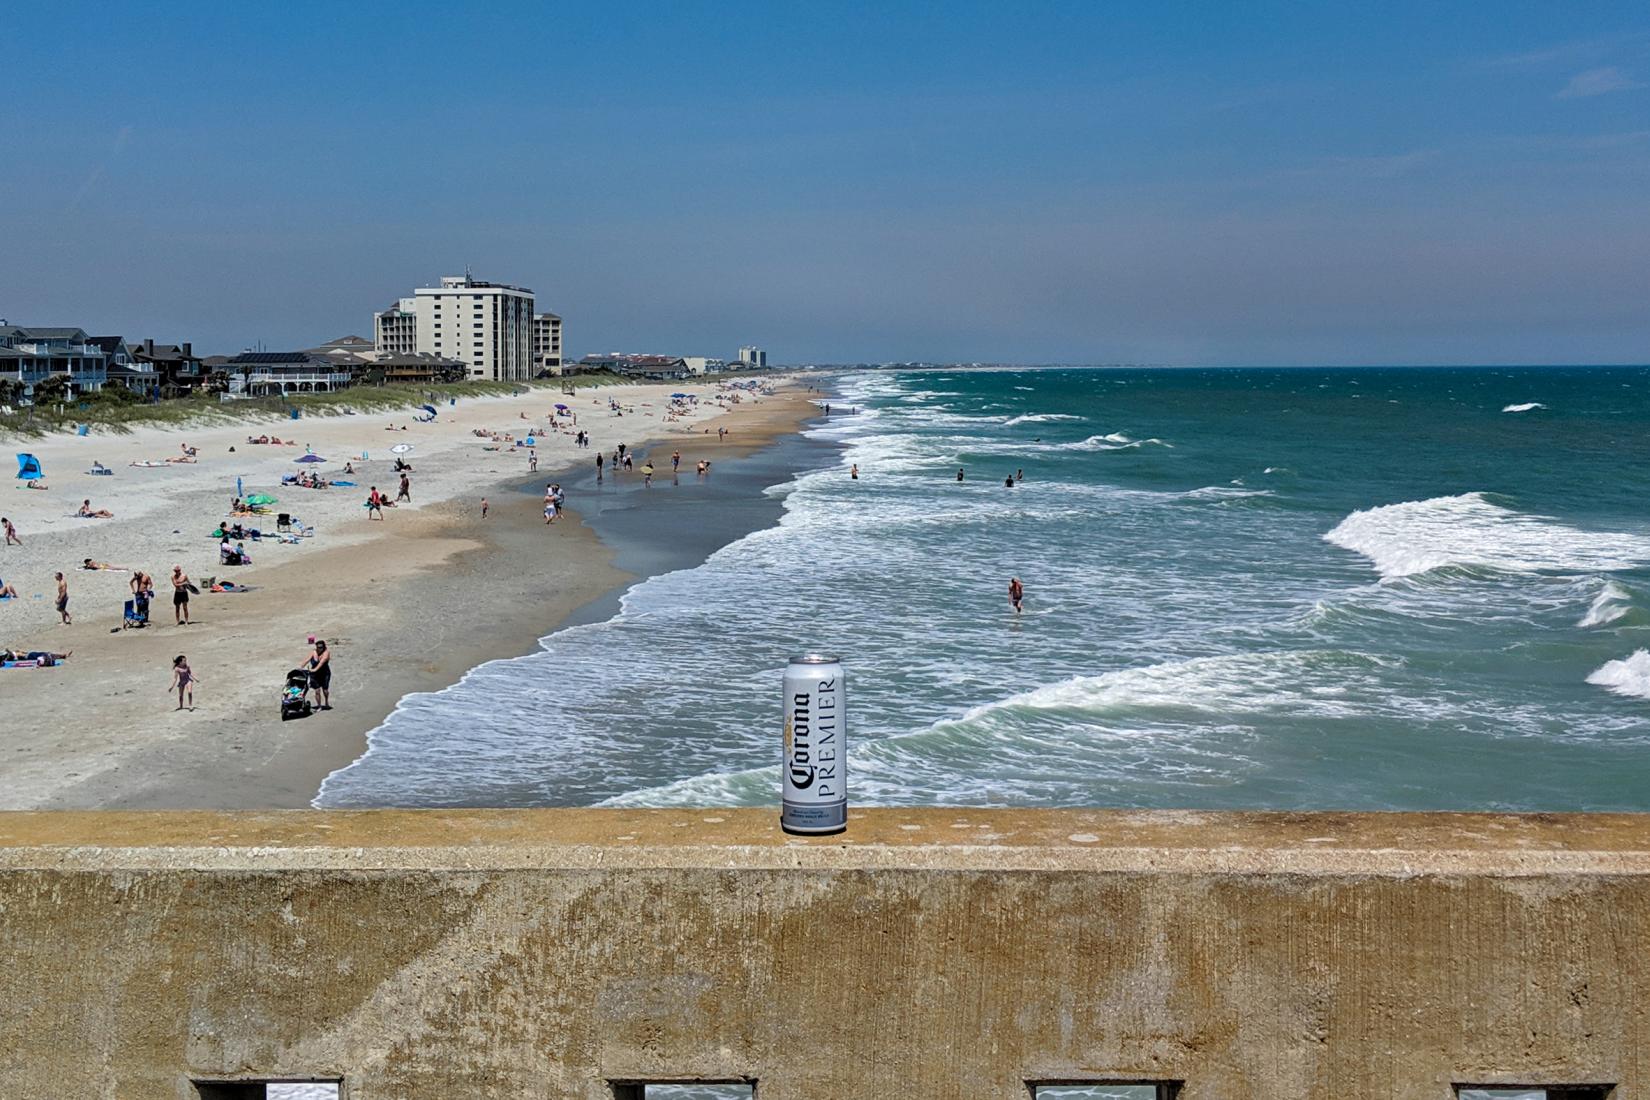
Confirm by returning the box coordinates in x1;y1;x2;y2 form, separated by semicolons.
781;654;847;835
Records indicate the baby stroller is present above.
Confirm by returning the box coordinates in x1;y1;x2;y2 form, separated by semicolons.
282;668;315;721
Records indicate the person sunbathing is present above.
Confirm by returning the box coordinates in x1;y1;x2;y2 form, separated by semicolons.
77;500;114;518
0;579;17;599
81;559;128;571
2;647;72;664
24;480;46;490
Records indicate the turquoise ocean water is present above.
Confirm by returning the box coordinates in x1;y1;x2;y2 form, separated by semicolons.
320;366;1650;813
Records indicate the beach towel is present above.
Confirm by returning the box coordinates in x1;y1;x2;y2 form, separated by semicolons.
3;661;61;670
15;453;42;480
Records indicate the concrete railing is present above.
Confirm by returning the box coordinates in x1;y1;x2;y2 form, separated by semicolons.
1;808;1645;1099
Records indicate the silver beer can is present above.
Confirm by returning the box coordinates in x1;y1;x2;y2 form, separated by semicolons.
781;654;847;835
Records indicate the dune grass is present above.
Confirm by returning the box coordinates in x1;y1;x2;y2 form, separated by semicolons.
0;373;628;439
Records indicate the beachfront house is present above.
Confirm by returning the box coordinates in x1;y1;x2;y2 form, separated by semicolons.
222;351;355;396
129;339;207;397
0;324;110;403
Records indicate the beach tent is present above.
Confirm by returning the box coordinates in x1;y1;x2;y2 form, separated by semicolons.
15;453;42;480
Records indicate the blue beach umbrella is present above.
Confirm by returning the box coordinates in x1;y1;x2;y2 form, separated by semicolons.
294;454;326;463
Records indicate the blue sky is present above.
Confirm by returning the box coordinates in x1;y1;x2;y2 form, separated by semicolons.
2;2;1647;364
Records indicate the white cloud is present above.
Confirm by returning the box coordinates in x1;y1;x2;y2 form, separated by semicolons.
1555;66;1646;99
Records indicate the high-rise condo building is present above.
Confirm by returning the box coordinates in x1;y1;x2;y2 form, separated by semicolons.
738;345;768;368
416;275;535;381
373;298;418;355
533;312;563;374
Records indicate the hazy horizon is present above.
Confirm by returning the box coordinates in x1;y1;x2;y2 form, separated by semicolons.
3;2;1647;365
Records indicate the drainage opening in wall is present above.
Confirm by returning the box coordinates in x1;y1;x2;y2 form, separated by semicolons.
193;1082;341;1100
610;1082;755;1100
1456;1088;1615;1100
1028;1083;1182;1100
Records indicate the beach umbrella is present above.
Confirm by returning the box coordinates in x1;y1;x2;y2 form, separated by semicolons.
390;443;414;454
420;404;438;416
294;454;326;463
245;493;278;506
554;403;570;411
670;392;688;398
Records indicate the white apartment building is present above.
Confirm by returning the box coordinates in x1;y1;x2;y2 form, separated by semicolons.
397;275;535;382
373;298;418;355
533;312;563;374
738;345;768;369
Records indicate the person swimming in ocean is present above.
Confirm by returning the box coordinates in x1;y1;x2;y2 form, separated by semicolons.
1005;474;1014;487
956;468;965;482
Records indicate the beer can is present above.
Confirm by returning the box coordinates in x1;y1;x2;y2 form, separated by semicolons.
781;654;847;835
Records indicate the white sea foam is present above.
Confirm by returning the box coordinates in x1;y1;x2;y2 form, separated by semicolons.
1013;385;1035;391
1588;650;1650;699
1581;581;1634;628
1502;402;1546;413
1003;413;1085;426
1324;492;1650;580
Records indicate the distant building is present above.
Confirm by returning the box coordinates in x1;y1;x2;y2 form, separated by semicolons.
87;335;158;395
373;298;418;356
533;312;563;374
409;275;536;382
738;345;768;369
576;353;691;380
221;352;354;395
0;325;111;401
128;339;207;397
682;357;726;375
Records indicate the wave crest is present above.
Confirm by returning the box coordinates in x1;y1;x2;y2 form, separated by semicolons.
1324;492;1650;580
1588;650;1650;699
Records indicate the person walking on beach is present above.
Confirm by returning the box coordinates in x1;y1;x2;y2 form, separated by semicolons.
397;473;411;503
1008;576;1024;614
642;462;654;487
2;517;18;545
529;450;539;472
671;450;681;472
170;655;199;710
367;486;384;520
171;565;193;625
54;572;70;624
481;497;489;519
596;452;604;482
617;442;627;461
305;638;332;710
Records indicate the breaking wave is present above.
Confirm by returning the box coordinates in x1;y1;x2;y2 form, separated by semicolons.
1502;402;1546;413
1588;650;1650;700
1324;493;1650;580
1581;581;1635;628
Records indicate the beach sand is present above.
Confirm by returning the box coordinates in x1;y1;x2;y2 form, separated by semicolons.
0;378;818;809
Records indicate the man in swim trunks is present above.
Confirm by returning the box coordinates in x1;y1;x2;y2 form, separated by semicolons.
55;572;70;624
1009;576;1024;614
171;565;192;625
2;517;18;545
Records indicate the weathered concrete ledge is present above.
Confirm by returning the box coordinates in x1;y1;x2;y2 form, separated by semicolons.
2;808;1646;1098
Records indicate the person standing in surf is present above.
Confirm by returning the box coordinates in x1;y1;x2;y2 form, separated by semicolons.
1008;576;1024;614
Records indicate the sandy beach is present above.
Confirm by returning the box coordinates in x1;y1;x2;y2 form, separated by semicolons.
0;377;817;810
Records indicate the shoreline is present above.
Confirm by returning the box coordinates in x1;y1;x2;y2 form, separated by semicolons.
1;379;821;810
314;409;838;807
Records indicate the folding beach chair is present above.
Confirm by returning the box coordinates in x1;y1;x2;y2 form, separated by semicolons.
276;513;292;532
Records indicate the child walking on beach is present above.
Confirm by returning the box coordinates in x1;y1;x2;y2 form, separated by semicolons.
170;655;199;710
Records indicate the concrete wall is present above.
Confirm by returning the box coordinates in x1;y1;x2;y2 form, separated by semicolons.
1;808;1645;1099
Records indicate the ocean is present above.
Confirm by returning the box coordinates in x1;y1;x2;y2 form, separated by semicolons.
318;365;1650;814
